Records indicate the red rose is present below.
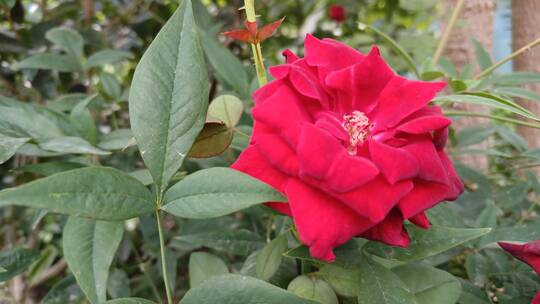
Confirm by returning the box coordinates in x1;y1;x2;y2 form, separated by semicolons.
499;240;540;276
329;5;346;22
232;35;463;262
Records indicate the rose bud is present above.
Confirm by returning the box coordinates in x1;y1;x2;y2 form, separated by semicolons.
329;5;346;23
499;240;540;276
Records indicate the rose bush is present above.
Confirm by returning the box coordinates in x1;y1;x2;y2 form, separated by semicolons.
232;34;464;261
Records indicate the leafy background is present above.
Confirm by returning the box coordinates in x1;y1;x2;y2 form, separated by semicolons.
0;0;539;303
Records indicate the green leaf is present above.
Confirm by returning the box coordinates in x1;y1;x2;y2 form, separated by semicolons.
356;254;417;304
450;80;468;92
15;161;86;176
107;269;131;299
465;253;489;286
358;23;419;78
128;169;154;186
0;167;154;220
85;49;133;69
0;105;67;140
456;126;495;147
477;222;540;247
27;245;59;283
106;298;156;304
0;248;39;282
468;92;537;119
129;0;209;194
101;72;123;99
0;0;15;8
13;53;82;72
434;94;539;121
421;71;445;81
98;129;135;151
162;167;285;219
489;72;540;86
45;27;84;58
188;122;233;158
392;264;461;304
69;95;99;144
287;275;339;304
0;134;29;164
494;87;540;102
39;136;110;155
182;274;318;304
364;225;491;262
458;279;491;304
63;217;124;304
200;31;249;97
495;126;528;151
472;39;492;71
318;264;360;297
256;234;288;281
173;229;265;256
42;276;84;303
207;95;244;127
189;252;229;288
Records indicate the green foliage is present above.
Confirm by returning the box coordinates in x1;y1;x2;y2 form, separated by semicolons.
182;274;318;304
63;218;124;303
0;167;154;219
129;0;209;194
162;167;286;219
0;0;539;303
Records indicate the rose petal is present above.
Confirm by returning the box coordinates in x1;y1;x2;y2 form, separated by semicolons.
361;209;410;247
369;139;419;184
326;46;395;113
326;152;379;193
232;146;292;216
347;178;413;222
297;123;343;179
256;134;300;176
533;291;540;304
282;49;299;63
285;179;374;262
398;180;450;219
372;79;446;130
232;146;288;193
397;116;452;134
499;241;540;276
402;139;449;184
409;211;430;229
438;151;464;200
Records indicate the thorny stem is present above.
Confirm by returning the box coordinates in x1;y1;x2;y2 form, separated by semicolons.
432;0;465;65
474;37;540;79
244;0;268;86
156;208;173;304
444;110;540;129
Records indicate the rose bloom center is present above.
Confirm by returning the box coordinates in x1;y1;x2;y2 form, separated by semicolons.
342;110;372;155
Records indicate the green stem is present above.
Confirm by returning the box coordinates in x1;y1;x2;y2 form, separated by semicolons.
244;0;267;87
129;237;162;302
155;209;173;304
474;37;540;79
432;0;465;65
359;23;420;78
444;110;540;129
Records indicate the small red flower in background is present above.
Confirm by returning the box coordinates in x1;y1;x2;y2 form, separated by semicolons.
534;292;540;304
499;240;540;275
232;34;463;262
499;240;540;304
222;18;284;44
329;5;346;22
